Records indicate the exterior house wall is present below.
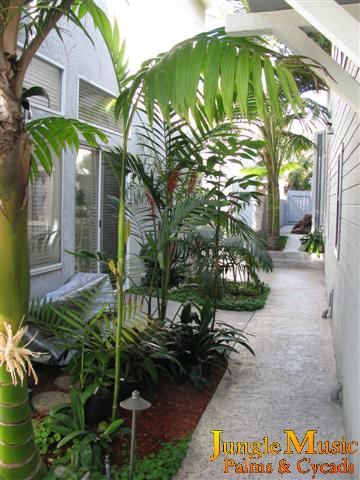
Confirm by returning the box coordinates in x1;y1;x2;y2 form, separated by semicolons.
29;3;205;298
324;47;360;472
29;14;125;299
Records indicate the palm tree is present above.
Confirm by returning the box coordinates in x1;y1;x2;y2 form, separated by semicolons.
97;23;325;416
0;2;117;478
242;96;328;249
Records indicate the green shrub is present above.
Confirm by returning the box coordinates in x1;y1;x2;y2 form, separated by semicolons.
44;436;191;480
128;283;270;312
112;436;191;480
300;228;324;257
34;417;62;455
166;300;254;388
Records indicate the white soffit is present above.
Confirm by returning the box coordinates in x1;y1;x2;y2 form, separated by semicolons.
225;4;360;115
285;0;360;67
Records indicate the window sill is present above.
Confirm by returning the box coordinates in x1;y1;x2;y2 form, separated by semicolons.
30;263;62;277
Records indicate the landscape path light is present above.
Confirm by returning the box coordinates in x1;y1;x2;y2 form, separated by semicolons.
120;390;151;480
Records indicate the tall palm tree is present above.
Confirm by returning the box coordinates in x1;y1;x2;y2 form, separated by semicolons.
99;24;324;416
242;96;328;248
0;2;115;478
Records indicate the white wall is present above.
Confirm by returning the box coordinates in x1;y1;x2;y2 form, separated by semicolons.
107;0;205;72
324;47;360;473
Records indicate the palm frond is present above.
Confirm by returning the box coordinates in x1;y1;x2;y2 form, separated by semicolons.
26;117;108;177
116;27;325;126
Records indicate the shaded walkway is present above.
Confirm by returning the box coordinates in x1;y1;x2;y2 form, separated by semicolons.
175;268;349;479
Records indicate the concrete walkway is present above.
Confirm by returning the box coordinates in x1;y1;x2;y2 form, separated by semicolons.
281;224;302;253
175;268;349;480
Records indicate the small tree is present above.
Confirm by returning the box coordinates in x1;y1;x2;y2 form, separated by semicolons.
243;96;327;248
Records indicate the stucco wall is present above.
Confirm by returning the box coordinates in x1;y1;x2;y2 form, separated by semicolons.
324;48;360;472
29;3;205;298
29;14;127;298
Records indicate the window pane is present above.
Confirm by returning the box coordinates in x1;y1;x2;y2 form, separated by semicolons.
78;79;120;133
23;55;62;111
29;158;62;269
75;148;99;272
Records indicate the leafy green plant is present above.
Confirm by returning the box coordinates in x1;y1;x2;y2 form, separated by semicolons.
285;156;313;192
30;292;179;395
34;417;62;455
43;436;191;480
47;387;127;471
166;300;254;388
300;228;324;257
120;324;181;389
112;436;191;480
127;284;270;312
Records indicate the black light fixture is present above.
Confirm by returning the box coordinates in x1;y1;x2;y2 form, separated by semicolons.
326;121;334;135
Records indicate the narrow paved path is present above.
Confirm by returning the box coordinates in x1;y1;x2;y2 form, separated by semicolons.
175;268;349;480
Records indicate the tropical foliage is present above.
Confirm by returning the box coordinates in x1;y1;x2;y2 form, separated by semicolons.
0;2;116;478
241;95;327;248
285;155;313;192
300;227;324;257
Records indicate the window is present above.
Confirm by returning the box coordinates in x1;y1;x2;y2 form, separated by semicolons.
335;145;343;259
29;158;62;271
101;151;119;266
78;79;120;133
23;54;63;112
75;148;100;273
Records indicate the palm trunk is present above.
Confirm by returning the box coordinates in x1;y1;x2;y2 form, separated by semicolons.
159;243;170;322
0;124;44;478
272;179;280;248
267;180;274;246
112;135;127;421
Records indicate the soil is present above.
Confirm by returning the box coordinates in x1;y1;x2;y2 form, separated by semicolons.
113;367;225;464
30;363;226;462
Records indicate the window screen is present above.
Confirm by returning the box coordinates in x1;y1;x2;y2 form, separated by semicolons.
78;79;120;133
23;54;62;111
29;158;62;270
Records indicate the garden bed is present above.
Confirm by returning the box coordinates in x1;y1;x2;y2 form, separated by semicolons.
267;235;288;251
128;282;270;311
31;365;225;479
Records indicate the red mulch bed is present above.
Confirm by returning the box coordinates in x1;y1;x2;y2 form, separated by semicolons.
31;364;225;461
113;367;225;463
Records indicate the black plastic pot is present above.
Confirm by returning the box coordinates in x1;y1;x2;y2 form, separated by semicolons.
85;387;113;425
118;379;142;402
84;381;143;425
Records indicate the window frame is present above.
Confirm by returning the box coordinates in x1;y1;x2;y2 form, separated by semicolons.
30;152;64;276
77;76;122;137
18;44;66;115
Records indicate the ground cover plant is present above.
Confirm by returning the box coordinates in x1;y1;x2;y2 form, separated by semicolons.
266;235;288;251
